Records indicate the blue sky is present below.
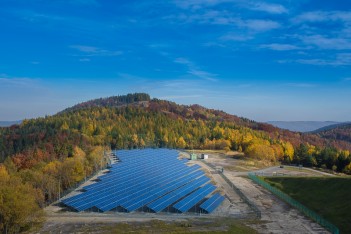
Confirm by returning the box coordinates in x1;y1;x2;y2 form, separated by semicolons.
0;0;351;122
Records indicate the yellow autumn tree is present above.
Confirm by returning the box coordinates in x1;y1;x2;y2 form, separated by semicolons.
177;136;187;148
283;141;294;161
0;168;45;233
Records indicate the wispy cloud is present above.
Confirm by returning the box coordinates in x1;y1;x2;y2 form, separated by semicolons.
300;35;351;50
164;10;233;25
164;9;280;32
343;77;351;81
174;57;218;81
285;83;316;88
0;77;39;87
220;34;253;41
173;0;231;9
202;42;226;47
297;53;351;66
155;79;203;89
239;19;281;32
260;43;301;51
248;2;288;14
70;45;123;56
173;0;288;15
293;11;351;24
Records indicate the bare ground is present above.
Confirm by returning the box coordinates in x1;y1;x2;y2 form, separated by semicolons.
198;151;330;234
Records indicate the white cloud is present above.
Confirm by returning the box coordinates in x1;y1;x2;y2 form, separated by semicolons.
173;0;231;9
70;45;123;56
293;11;351;24
164;9;280;32
240;19;281;32
165;10;236;25
188;70;218;81
220;34;253;41
300;35;351;50
174;57;193;66
249;2;288;14
202;42;226;47
173;0;288;15
174;57;218;81
260;43;300;51
297;53;351;66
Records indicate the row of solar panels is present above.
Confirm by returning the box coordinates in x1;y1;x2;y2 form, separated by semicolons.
61;149;224;214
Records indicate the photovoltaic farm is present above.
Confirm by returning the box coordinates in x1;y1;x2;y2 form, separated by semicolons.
61;149;224;214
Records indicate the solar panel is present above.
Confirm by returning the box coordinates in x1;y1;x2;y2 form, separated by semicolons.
199;193;225;213
61;148;220;214
173;183;216;213
147;175;210;213
121;171;206;212
71;164;195;211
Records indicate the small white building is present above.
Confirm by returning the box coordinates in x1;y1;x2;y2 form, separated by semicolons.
201;154;209;159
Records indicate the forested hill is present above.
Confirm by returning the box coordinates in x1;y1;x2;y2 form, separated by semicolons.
60;93;351;151
310;123;351;143
1;93;351;173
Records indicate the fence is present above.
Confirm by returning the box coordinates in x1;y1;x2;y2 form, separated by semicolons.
201;160;261;219
248;173;339;234
47;152;112;206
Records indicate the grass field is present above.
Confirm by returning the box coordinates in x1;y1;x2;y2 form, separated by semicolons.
43;219;258;234
264;177;351;234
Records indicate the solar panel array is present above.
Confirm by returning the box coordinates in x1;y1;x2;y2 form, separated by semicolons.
61;148;224;213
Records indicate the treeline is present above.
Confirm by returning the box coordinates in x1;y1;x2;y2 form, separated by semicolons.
293;144;351;173
0;141;107;233
61;93;151;113
2;102;351;173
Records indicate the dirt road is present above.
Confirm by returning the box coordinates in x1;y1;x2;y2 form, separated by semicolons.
224;173;329;234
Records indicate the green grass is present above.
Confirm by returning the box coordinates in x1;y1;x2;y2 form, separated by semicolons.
283;166;326;176
77;219;258;234
264;177;351;234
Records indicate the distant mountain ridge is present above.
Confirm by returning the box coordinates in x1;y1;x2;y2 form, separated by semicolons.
267;121;340;132
312;122;351;133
